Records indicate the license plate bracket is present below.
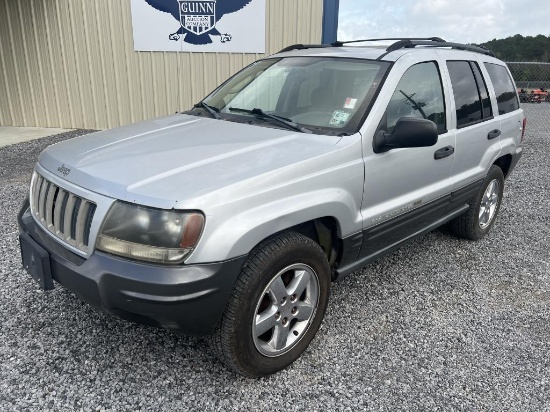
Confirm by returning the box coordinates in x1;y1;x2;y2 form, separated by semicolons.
19;233;54;290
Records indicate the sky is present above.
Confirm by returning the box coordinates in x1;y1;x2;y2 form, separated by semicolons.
337;0;550;44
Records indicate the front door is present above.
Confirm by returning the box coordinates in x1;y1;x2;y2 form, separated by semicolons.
359;59;455;261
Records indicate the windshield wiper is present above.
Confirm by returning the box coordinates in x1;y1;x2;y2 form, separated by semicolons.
399;90;427;119
228;107;311;134
194;102;221;119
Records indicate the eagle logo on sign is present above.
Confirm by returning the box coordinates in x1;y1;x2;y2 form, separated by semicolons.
144;0;253;45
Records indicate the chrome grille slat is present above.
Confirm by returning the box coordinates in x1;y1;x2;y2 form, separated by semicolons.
60;191;69;234
40;182;49;223
30;173;96;254
75;201;90;246
70;198;82;242
83;204;96;247
53;187;66;234
37;178;47;221
30;174;40;213
45;183;57;228
63;194;76;242
32;175;42;213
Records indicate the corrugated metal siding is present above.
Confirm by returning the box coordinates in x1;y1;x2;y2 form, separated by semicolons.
0;0;323;129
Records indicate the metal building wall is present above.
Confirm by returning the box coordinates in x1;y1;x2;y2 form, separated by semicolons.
0;0;323;129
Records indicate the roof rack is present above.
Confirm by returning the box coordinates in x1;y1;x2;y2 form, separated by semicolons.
277;38;495;58
277;44;333;53
385;39;496;57
331;37;446;47
277;38;446;54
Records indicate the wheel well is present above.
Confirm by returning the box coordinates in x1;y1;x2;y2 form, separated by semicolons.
257;217;341;275
291;217;340;267
494;154;512;179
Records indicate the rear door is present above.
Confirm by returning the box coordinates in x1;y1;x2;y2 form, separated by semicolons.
482;61;523;159
440;53;502;208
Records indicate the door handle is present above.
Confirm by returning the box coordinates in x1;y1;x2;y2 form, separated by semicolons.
488;129;501;140
434;145;454;160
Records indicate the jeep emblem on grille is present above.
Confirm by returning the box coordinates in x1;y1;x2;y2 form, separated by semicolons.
57;164;71;176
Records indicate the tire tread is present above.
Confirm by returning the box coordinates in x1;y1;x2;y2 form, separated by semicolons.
208;231;329;377
449;165;504;241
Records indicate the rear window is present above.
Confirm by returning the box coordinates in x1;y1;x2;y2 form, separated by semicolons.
484;63;520;115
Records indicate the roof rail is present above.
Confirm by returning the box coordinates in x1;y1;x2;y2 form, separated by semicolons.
278;38;446;53
331;37;445;47
277;38;495;58
385;39;496;57
277;44;333;53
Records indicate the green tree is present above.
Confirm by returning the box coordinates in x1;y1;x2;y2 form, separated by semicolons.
479;34;550;62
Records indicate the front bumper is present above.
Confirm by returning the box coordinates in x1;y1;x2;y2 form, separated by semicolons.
18;200;246;336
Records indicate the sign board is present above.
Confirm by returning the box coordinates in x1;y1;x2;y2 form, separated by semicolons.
131;0;266;53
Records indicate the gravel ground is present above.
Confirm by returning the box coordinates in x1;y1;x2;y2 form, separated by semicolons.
1;105;549;411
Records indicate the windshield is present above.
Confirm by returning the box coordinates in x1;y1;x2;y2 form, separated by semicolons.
197;57;390;135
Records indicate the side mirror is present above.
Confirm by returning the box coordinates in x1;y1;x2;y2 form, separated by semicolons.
373;117;438;153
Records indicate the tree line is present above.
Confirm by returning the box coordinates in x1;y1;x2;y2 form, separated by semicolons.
478;34;550;62
476;35;550;84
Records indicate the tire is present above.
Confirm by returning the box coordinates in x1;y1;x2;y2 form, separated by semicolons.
209;231;331;377
449;165;504;240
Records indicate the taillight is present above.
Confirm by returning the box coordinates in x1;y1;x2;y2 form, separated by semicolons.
521;117;527;142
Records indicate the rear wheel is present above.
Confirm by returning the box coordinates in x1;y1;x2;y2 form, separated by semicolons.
209;232;330;377
449;165;504;240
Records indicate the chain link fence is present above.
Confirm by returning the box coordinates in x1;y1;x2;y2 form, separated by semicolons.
507;62;550;130
508;62;550;90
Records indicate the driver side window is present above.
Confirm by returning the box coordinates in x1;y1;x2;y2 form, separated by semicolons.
385;62;446;134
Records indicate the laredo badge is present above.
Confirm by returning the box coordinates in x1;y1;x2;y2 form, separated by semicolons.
144;0;253;45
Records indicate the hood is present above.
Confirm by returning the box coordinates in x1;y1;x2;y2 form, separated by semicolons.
39;115;342;209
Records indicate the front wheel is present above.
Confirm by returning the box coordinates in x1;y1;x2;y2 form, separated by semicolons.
209;232;331;377
449;165;504;240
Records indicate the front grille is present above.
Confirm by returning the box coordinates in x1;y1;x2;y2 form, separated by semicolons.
30;173;97;253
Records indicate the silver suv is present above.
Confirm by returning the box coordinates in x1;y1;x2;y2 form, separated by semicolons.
18;38;524;377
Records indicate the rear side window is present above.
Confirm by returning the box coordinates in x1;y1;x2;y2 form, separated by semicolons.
484;63;520;115
447;61;493;128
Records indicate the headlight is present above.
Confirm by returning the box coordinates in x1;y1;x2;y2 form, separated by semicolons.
96;202;204;264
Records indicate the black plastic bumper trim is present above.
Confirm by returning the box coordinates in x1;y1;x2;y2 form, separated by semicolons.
18;201;246;336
